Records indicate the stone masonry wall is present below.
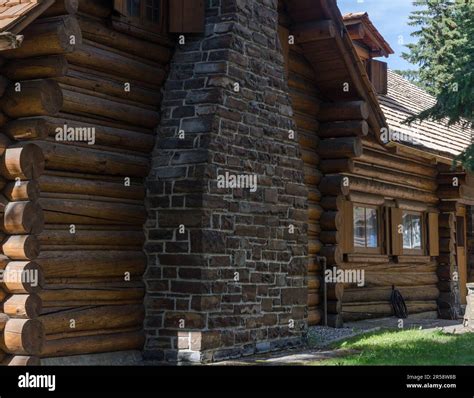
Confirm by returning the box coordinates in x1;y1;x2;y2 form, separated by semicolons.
144;0;308;363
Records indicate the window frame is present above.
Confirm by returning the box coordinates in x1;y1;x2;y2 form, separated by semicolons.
352;203;383;255
401;210;426;255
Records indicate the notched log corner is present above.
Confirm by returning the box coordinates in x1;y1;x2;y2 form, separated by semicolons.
0;32;24;51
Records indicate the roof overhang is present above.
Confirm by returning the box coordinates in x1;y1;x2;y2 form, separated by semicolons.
385;141;455;166
283;0;388;143
342;12;394;58
0;0;54;50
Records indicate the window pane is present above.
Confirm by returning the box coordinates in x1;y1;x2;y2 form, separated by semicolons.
402;213;412;248
365;208;378;248
354;207;366;247
411;215;422;249
145;0;160;22
403;213;422;249
127;0;141;17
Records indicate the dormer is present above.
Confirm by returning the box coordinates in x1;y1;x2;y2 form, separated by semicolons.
343;12;394;95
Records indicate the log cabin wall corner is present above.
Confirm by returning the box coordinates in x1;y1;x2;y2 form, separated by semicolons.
0;0;310;367
0;0;176;365
0;0;469;367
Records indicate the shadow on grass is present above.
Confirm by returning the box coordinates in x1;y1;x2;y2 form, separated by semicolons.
314;329;474;366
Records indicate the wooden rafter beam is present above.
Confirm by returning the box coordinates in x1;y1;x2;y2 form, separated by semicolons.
346;23;365;40
292;20;336;44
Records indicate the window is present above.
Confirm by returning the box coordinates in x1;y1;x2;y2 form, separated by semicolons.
353;205;380;252
115;0;164;32
127;0;140;17
144;0;161;23
402;211;423;254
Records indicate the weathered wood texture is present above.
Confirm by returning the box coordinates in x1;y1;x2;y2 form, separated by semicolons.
0;1;174;362
287;36;323;326
0;14;52;363
337;140;441;323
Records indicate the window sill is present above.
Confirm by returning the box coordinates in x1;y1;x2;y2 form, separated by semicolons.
396;255;431;263
346;253;390;263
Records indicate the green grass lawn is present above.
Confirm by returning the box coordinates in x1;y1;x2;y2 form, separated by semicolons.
313;329;474;366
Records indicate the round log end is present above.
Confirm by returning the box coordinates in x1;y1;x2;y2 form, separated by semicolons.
2;80;63;118
3;294;42;318
2;144;45;180
0;313;9;332
353;138;363;158
360;102;370;120
361;120;369;136
5;180;40;202
4;201;45;234
320;245;343;265
4;118;49;141
3;355;41;366
3;261;44;294
3;234;40;260
3;318;44;356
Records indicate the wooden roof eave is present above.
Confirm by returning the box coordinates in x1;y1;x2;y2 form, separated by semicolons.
343;13;394;57
284;0;388;144
0;0;55;35
386;141;455;166
322;0;387;145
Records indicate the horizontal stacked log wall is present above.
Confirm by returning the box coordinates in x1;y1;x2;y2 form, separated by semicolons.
436;211;459;319
0;0;173;359
0;45;47;364
281;4;443;327
284;21;370;327
436;170;474;319
339;142;441;323
287;40;323;326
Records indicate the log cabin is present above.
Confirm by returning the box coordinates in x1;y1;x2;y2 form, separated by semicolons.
0;0;471;365
0;0;177;365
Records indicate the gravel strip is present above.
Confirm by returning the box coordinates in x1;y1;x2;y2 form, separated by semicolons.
307;325;379;348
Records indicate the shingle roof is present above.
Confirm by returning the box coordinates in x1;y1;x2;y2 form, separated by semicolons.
0;0;53;33
379;70;472;157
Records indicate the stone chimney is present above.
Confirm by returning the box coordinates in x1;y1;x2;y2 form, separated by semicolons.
143;0;308;363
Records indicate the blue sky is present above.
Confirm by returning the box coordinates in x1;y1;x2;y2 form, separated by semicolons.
338;0;418;71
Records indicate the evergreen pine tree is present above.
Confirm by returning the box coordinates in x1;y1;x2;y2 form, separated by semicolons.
402;0;473;169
